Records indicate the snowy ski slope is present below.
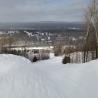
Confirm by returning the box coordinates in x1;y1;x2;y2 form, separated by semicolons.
0;54;97;98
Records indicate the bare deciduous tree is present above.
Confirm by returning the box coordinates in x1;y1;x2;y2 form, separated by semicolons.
83;0;98;62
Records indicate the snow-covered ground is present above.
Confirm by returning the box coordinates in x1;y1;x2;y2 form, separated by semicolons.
0;54;98;98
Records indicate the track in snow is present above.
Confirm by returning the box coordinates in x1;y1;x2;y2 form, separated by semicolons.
0;54;98;98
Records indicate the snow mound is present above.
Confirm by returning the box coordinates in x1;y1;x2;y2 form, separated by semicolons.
0;54;98;98
0;54;64;98
0;54;31;74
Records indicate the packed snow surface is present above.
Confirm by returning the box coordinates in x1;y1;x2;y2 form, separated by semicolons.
0;54;98;98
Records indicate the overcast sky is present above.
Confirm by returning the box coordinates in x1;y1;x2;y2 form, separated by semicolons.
0;0;89;23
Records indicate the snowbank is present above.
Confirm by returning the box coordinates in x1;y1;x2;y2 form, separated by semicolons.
0;54;31;74
0;54;98;98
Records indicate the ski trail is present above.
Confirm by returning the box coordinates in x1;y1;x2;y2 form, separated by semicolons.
0;54;98;98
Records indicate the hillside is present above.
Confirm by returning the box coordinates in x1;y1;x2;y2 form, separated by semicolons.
0;22;86;46
0;54;98;98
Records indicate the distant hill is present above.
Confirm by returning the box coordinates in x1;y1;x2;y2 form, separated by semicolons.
0;22;86;46
0;22;86;31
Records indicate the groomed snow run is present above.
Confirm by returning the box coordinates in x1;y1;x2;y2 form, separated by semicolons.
0;54;98;98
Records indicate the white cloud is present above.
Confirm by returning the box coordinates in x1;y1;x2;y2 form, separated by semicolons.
0;0;88;22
